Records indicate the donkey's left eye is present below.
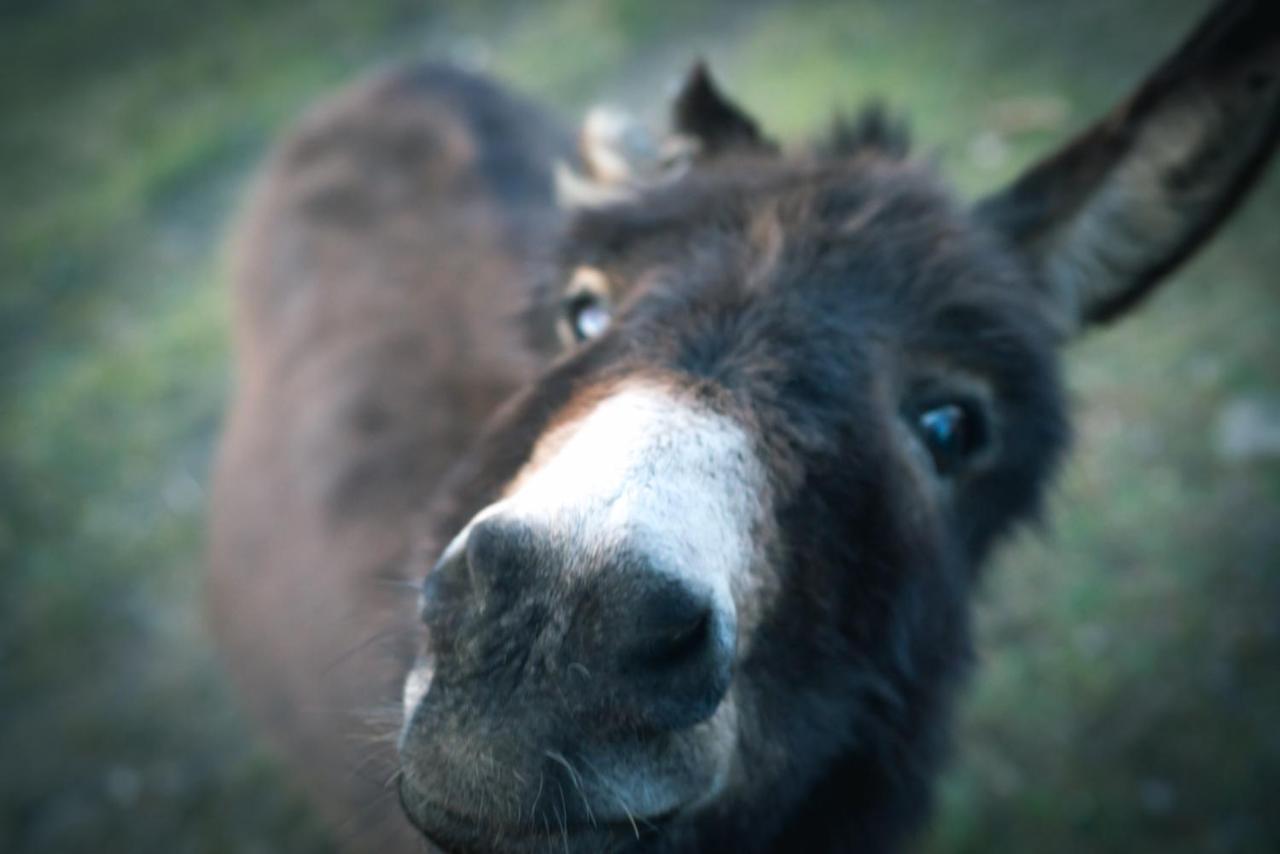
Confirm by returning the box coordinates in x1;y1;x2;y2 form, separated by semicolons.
566;292;612;341
911;400;988;475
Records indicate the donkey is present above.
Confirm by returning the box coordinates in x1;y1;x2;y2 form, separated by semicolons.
209;1;1280;852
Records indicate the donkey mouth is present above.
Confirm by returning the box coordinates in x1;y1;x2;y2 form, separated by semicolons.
397;682;738;853
399;780;676;854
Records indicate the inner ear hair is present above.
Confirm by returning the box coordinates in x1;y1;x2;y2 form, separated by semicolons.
554;107;698;211
976;0;1280;332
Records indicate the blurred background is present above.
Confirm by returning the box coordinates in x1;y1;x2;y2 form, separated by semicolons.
2;0;1278;852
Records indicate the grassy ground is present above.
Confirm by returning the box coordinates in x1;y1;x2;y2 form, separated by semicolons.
2;1;1277;852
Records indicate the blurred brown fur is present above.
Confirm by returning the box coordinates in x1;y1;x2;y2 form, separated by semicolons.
208;65;567;847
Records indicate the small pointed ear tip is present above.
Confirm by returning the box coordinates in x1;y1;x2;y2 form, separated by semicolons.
681;59;718;94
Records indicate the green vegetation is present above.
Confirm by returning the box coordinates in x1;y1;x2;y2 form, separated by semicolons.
2;1;1276;851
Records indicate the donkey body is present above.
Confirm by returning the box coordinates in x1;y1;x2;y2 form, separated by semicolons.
210;3;1279;852
210;67;569;848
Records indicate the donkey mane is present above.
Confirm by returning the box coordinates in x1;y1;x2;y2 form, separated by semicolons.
818;103;912;160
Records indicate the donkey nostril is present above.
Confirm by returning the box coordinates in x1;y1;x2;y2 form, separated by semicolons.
463;516;536;598
464;517;503;576
420;538;469;627
647;609;712;668
420;515;529;623
621;583;718;671
597;578;733;731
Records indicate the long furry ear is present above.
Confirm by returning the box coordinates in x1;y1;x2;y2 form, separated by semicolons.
976;0;1280;332
672;61;772;155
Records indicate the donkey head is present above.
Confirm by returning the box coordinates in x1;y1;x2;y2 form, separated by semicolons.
399;3;1279;852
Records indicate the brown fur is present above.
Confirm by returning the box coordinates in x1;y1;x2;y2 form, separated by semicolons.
209;66;567;844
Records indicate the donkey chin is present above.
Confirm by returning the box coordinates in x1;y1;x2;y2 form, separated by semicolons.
398;690;738;853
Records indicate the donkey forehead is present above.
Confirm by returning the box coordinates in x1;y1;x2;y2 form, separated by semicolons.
562;160;1013;312
566;158;960;251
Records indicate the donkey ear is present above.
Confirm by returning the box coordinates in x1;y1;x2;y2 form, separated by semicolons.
672;61;772;154
976;0;1280;330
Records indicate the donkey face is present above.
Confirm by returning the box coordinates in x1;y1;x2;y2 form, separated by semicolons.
404;145;1069;853
399;3;1279;852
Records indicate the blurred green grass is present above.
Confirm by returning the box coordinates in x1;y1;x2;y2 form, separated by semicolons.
1;1;1277;852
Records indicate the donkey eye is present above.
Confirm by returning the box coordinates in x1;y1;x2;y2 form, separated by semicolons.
565;292;611;341
911;400;987;475
561;266;613;344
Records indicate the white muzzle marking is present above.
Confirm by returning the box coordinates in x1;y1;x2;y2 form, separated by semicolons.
481;381;767;619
